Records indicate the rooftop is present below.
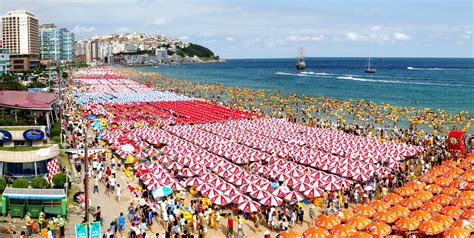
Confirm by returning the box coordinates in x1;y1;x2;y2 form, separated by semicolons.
0;91;58;110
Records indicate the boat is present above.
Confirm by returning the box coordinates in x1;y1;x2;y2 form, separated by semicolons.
296;47;306;70
365;53;376;73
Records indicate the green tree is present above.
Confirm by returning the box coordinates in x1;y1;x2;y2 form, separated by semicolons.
12;178;29;188
31;177;49;189
61;71;69;79
28;81;48;88
0;177;6;192
52;173;66;188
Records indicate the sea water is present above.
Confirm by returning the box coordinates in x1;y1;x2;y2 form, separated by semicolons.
135;58;474;115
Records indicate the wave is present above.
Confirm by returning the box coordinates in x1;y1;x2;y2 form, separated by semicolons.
275;71;332;77
407;66;474;71
336;76;467;87
299;71;334;76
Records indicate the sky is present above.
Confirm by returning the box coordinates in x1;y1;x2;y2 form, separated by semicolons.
1;0;472;58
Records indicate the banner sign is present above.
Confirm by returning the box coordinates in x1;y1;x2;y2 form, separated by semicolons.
75;223;87;238
447;130;467;155
23;129;45;141
90;221;101;238
0;130;12;142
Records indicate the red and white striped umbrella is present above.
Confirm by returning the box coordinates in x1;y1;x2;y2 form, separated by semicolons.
272;186;290;198
303;187;324;198
210;194;232;206
240;183;262;193
283;177;300;187
201;188;222;198
215;183;233;192
238;200;261;213
223;187;242;197
250;189;273;200
181;168;196;177
284;191;304;202
139;173;154;182
157;155;171;164
167;181;185;191
259;196;283;207
136;140;149;147
187;178;204;187
166;162;183;171
196;183;214;191
146;147;161;155
232;194;251;204
292;182;312;192
135;150;148;158
322;182;342;191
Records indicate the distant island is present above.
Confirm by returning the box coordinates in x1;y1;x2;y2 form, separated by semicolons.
75;32;220;66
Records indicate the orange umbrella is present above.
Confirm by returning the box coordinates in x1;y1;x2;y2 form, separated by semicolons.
278;230;301;238
465;172;474;182
450;197;472;208
347;216;372;230
315;214;341;230
370;200;391;212
442;227;470;238
332;209;354;222
451;220;473;232
383;193;403;204
431;194;452;206
432;215;454;228
442;160;458;167
394;217;420;231
449;179;462;189
440;206;464;217
466;183;474;190
399;197;423;210
458;191;474;200
349;231;372;238
385;236;403;238
302;227;330;238
413;190;433;201
388;205;410;217
330;224;356;237
419;174;437;183
447;167;464;175
408;210;432;222
352;204;375;218
420;201;443;213
458;162;471;169
366;222;392;236
435;177;452;187
442;187;460;196
443;172;460;180
425;184;443;193
394;187;415;197
373;211;398;223
419;220;445;235
460;209;474;222
405;181;425;190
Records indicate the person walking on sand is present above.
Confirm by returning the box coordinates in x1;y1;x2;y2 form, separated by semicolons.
93;176;99;194
237;214;245;238
115;184;121;201
226;214;233;238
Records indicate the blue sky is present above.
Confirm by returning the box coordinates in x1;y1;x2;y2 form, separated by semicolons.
1;0;472;58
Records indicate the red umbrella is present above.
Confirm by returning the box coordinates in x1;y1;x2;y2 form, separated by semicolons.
210;194;232;206
186;177;204;187
259;196;283;207
284;191;304;202
240;183;261;193
250;189;273;200
238;200;261;212
232;194;251;204
292;182;312;192
303;187;323;198
201;188;222;198
181;168;196;177
223;187;241;197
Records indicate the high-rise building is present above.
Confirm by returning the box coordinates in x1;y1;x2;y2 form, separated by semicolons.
1;10;39;55
39;23;75;62
1;10;40;72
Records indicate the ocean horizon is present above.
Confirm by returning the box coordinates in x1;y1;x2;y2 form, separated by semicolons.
135;57;474;115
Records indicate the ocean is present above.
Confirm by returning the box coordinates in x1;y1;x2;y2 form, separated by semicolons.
135;58;474;115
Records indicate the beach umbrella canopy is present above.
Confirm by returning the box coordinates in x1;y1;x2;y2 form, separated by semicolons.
152;186;173;198
366;222;392;236
419;220;444;235
237;200;261;213
370;200;391;212
458;191;474;200
405;181;425;191
201;188;222;198
394;217;420;231
420;201;443;214
425;184;443;193
186;177;204;187
413;190;433;201
451;220;473;232
408;210;432;222
232;194;251;204
223;187;241;197
383;193;403;204
259;196;283;207
442;227;470;238
388;205;410;218
431;194;452;206
373;210;398;224
250;189;273;200
303;187;323;198
315;214;341;230
284;191;304;202
440;206;464;217
332;209;354;222
353;204;376;218
349;231;373;238
210;194;232;206
450;197;472;208
432;215;454;229
400;197;423;210
442;187;460;197
302;226;330;238
394;187;415;197
330;224;357;237
347;216;372;230
278;230;301;238
460;209;474;222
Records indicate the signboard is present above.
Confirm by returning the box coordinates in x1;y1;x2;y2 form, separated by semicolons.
0;130;12;142
90;221;101;238
23;129;45;141
75;223;87;238
447;130;467;156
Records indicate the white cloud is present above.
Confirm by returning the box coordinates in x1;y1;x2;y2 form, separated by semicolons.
152;16;169;25
225;36;234;41
286;35;324;42
116;27;129;33
394;32;411;41
71;25;95;34
463;30;471;39
346;32;359;41
178;36;189;40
